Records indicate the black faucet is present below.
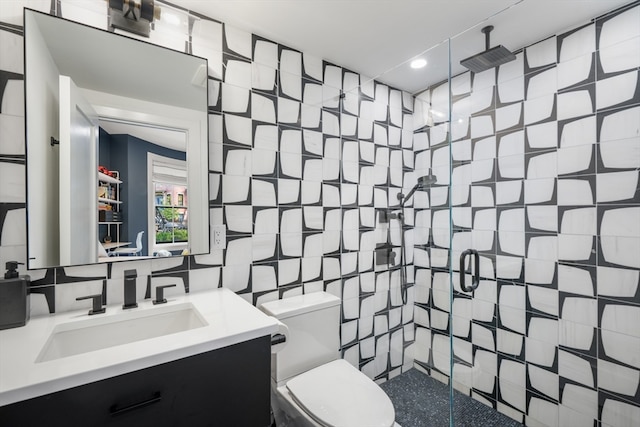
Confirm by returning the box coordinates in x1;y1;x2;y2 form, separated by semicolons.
123;269;138;309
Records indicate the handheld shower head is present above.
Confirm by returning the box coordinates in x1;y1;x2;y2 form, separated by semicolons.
398;169;437;206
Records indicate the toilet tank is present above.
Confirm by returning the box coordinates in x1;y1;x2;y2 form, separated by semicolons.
260;292;341;383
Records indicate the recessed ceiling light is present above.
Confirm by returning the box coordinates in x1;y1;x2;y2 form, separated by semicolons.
410;58;427;69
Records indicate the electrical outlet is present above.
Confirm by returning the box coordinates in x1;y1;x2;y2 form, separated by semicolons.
213;225;226;249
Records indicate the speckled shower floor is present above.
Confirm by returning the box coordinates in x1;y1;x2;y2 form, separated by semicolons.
380;369;524;427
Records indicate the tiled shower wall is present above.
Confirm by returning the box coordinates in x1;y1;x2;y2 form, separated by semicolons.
0;0;416;381
411;2;640;426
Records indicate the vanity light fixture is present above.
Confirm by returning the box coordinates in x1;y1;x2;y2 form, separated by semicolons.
410;58;427;69
107;0;161;37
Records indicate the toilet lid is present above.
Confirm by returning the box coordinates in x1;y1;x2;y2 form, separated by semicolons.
286;359;395;427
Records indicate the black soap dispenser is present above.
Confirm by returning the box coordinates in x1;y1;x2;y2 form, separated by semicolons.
0;261;31;330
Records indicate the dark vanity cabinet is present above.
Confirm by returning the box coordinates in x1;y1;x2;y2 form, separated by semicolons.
0;336;271;427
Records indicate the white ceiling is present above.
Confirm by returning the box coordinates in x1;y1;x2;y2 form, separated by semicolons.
173;0;633;93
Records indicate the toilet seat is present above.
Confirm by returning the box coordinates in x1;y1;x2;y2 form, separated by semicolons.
285;359;395;427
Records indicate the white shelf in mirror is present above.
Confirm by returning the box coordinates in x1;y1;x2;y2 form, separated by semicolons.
98;171;122;184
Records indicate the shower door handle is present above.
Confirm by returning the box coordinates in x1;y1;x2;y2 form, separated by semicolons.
459;249;480;292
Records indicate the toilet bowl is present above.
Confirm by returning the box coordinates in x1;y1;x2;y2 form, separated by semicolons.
260;292;399;427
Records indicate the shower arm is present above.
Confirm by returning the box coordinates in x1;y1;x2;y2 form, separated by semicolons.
397;186;419;207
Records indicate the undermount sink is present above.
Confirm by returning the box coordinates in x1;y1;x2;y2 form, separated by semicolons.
36;303;208;363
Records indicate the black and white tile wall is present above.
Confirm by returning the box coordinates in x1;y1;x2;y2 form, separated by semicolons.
412;2;640;426
0;0;638;425
0;0;415;385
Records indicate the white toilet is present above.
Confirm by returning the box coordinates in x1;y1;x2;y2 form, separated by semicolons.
259;292;399;427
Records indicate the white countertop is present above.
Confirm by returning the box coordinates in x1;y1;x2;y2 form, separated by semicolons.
0;288;278;406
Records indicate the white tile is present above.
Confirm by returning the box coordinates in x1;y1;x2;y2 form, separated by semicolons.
596;70;638;111
559;404;595;427
597;171;639;203
527;205;558;232
557;53;592;90
557;90;593;121
524;93;555;125
226;205;253;233
527;235;558;261
526;36;557;69
524;258;556;285
559;115;596;149
528;285;558;316
500;305;526;334
224;114;252;146
560;207;596;235
601;329;640;369
601;207;640;238
598;358;640;398
278;258;300;287
599;106;640;143
526;337;556;367
0;209;25;246
251;179;277;206
0;162;24;202
558;265;593;296
253;39;278;68
560;384;598;421
562;297;597;327
528;317;558;346
560;24;595;62
254;123;278;150
302;53;323;81
528;365;559;400
524;178;555;204
557;145;593;176
499;361;526;409
527;397;559;427
473;68;496;91
601;304;640;338
599;5;640;50
601;398;640;427
498;75;525;104
559;319;595;351
280;49;302;76
559;229;595;260
527;151;557;179
277;97;299;125
222;176;250;203
252;234;277;261
598;266;640;298
254;208;279;234
280;209;302;233
495;102;522;132
557;179;593;206
600;35;640;74
281;71;302;101
527;68;557;100
526;121;557;149
558;350;594;387
0;80;23;117
224;237;252;266
600;137;640;169
498;130;525;158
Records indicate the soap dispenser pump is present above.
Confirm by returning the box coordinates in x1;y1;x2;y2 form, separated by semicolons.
0;261;30;330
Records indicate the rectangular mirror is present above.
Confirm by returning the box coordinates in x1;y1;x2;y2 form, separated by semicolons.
24;9;209;269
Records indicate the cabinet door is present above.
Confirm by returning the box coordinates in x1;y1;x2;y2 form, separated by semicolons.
0;336;271;427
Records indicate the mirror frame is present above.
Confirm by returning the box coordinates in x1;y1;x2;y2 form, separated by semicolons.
24;8;210;269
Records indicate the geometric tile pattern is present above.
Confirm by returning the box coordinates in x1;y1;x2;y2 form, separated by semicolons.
0;2;638;426
412;3;640;426
0;0;415;384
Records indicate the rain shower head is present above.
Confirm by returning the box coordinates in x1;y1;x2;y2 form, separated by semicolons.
460;25;516;73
